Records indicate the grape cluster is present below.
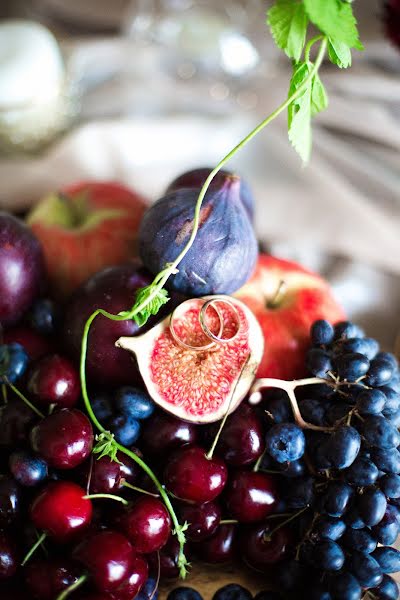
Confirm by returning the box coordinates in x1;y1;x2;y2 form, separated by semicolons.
261;320;400;600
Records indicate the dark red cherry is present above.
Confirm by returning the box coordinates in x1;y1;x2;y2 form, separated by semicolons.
208;403;265;466
141;411;198;457
241;523;292;570
224;471;279;523
148;535;181;579
117;496;171;553
0;398;38;449
3;326;54;361
109;553;148;600
0;475;21;526
84;451;140;495
195;524;237;564
27;354;80;408
24;557;81;599
74;530;134;592
0;531;18;578
164;446;227;504
30;481;92;541
30;408;93;469
178;501;221;542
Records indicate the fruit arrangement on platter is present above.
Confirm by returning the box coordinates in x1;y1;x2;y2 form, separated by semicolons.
1;2;397;600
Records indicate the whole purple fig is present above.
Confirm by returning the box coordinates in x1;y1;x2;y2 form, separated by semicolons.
166;167;254;221
139;176;258;296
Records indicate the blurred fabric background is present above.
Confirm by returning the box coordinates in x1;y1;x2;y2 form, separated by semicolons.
0;0;399;350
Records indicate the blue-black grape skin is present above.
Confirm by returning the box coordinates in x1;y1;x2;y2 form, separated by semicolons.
361;416;400;450
342;528;377;555
211;584;253;600
356;389;386;415
343;455;380;486
380;474;400;498
347;551;383;587
311;319;335;346
329;572;362;600
372;547;400;574
372;574;400;600
358;488;387;527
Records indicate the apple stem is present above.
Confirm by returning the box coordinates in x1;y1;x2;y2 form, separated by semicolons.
266;279;287;309
21;532;47;566
55;575;87;600
83;493;128;505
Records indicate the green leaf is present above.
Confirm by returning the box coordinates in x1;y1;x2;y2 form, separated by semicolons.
267;0;308;62
303;0;363;49
328;38;352;68
311;73;328;116
93;432;121;463
287;62;313;163
131;285;170;327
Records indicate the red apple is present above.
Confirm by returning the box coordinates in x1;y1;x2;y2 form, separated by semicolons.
235;254;345;380
27;181;148;298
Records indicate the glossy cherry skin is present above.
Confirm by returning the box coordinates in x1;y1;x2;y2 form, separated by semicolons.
140;411;198;457
117;496;171;553
0;532;18;579
24;558;81;599
74;530;134;592
3;326;54;361
207;404;265;467
109;553;148;600
148;535;181;579
30;408;93;469
0;476;21;526
224;471;279;523
83;451;140;495
27;354;80;408
30;481;92;542
164;446;227;504
178;501;221;542
0;398;38;449
241;523;292;571
195;524;237;564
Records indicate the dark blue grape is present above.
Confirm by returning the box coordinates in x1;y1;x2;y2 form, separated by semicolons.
308;586;331;600
0;343;28;384
366;358;395;387
8;450;47;487
382;388;400;417
361;416;400;449
313;540;345;571
377;352;398;369
342;528;377;554
275;559;307;591
334;321;364;341
262;389;293;424
373;448;400;474
358;488;387;526
313;516;346;541
372;574;400;600
335;337;379;360
212;584;252;600
325;402;351;426
347;551;383;587
356;389;386;415
343;455;379;486
299;398;327;426
329;572;362;600
387;409;400;428
30;298;59;335
320;425;361;469
115;386;155;420
345;508;365;529
108;413;140;446
168;588;203;600
306;348;332;378
334;353;370;382
373;547;400;574
136;578;159;600
320;482;353;517
277;459;305;478
265;423;305;463
380;474;400;498
311;320;334;346
92;393;113;421
372;506;400;545
284;477;314;510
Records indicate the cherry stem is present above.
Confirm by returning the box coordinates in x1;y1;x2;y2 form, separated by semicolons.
264;506;308;542
1;383;7;404
55;575;87;600
21;531;47;565
220;519;239;525
122;481;160;497
5;378;45;419
253;449;267;472
83;493;128;505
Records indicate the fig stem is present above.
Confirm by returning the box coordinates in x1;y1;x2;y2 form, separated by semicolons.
55;575;87;600
5;378;45;418
21;532;47;566
83;493;128;505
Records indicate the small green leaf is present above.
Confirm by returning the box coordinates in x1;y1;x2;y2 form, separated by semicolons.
303;0;363;50
311;73;328;116
328;38;352;68
267;0;308;62
132;285;170;327
93;432;121;463
287;62;313;163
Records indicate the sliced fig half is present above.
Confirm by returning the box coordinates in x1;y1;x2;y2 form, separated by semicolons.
116;296;264;424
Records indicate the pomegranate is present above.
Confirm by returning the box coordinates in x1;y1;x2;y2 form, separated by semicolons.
116;296;264;423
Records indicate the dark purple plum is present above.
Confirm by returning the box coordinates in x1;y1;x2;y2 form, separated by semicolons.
0;213;44;327
166;167;254;221
139;181;258;296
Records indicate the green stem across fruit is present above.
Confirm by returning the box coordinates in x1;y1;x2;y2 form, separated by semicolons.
55;574;87;600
